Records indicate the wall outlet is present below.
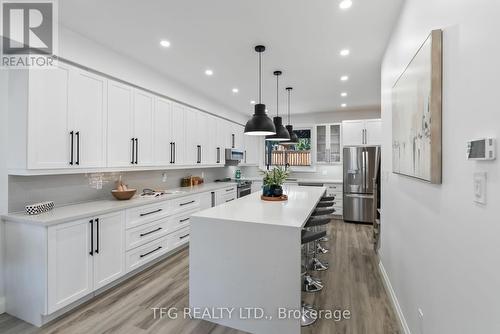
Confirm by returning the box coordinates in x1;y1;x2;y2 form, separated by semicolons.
162;172;168;183
417;308;424;334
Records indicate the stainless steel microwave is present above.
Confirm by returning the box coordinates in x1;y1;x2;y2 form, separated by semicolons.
225;148;244;162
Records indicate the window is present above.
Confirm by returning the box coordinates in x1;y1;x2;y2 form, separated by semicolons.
265;129;312;167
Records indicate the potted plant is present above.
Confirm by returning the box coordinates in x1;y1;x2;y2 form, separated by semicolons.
261;167;290;197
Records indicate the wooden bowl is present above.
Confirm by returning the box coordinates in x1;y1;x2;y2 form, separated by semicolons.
111;189;137;200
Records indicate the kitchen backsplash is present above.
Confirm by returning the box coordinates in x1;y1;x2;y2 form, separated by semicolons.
8;167;233;213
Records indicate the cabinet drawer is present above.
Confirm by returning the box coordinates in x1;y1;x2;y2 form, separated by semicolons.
170;195;200;214
167;210;194;232
333;206;343;216
125;236;169;273
125;217;170;251
221;191;236;203
126;202;170;229
325;183;342;191
168;226;191;250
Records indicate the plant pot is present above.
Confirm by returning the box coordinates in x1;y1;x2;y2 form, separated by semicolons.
263;185;283;197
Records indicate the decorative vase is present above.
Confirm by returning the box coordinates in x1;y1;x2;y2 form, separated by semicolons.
263;185;283;197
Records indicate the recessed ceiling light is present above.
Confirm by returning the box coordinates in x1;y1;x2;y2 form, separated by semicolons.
205;69;213;76
232;88;239;93
341;103;347;108
340;75;349;81
340;49;350;56
250;100;256;104
341;92;348;97
160;40;171;48
339;0;353;10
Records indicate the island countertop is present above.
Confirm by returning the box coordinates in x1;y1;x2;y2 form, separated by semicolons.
192;185;326;228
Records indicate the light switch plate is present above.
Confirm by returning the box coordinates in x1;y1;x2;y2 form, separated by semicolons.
473;172;487;205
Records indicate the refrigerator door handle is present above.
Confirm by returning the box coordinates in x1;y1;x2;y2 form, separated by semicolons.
345;194;374;199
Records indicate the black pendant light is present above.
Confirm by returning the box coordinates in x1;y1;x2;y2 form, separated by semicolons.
265;71;290;141
244;45;276;136
284;87;299;144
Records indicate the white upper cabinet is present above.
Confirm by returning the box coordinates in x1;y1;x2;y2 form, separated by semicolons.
171;103;186;165
243;135;260;165
316;124;341;164
342;119;381;146
133;90;155;166
107;80;134;167
8;61;237;174
154;97;173;166
68;68;107;168
26;65;71;169
364;119;382;146
22;64;106;170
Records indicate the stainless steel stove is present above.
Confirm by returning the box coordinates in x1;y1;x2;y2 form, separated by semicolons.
215;178;253;198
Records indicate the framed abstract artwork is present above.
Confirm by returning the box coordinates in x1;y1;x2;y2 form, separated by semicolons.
392;29;443;184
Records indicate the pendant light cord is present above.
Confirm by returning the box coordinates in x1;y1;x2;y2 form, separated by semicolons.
276;74;279;117
287;88;291;123
258;52;262;103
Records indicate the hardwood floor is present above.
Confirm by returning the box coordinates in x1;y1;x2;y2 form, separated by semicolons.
0;219;401;334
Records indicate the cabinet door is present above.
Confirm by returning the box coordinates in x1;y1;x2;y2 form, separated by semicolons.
365;119;382;146
316;125;328;163
185;108;200;165
154;97;173;166
204;115;217;165
171;103;186;165
216;118;227;164
48;219;93;313
93;212;125;290
69;68;106;168
244;135;259;165
329;124;341;163
133;90;155;166
27;65;71;169
107;80;134;167
199;192;214;210
342;120;365;146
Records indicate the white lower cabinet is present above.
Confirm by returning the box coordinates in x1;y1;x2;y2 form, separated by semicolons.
215;186;237;205
4;189;232;327
324;182;343;216
47;218;94;313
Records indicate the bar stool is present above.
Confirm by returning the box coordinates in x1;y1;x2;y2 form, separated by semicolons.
316;201;334;208
320;195;335;202
301;230;326;292
305;216;330;254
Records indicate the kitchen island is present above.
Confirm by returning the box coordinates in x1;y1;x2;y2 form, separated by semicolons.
189;186;326;334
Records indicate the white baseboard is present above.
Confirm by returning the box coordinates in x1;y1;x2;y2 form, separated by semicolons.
378;260;411;334
0;296;5;314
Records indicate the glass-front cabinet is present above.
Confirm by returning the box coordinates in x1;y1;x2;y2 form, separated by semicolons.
316;124;341;164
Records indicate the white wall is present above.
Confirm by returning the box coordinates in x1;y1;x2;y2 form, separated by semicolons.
0;69;8;313
292;107;380;127
58;26;246;125
380;1;500;333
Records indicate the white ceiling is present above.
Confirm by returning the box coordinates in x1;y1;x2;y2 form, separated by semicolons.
59;0;403;117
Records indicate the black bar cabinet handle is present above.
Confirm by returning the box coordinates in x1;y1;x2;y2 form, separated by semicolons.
95;218;99;254
170;142;173;164
89;219;94;256
140;227;162;237
232;134;235;148
139;208;163;217
173;142;176;164
75;131;80;165
226;199;235;203
135;138;138;164
131;138;135;164
216;147;220;163
140;246;162;258
180;200;195;206
69;131;74;165
180;234;190;240
179;217;190;223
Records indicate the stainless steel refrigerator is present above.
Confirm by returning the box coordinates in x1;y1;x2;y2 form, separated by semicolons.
343;146;380;223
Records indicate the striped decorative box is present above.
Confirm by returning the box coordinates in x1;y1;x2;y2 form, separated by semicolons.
25;201;55;215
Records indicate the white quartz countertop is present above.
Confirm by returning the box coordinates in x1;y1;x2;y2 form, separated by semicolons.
2;182;237;226
192;185;326;229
